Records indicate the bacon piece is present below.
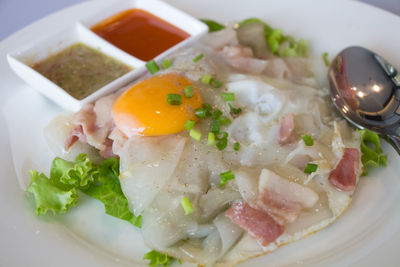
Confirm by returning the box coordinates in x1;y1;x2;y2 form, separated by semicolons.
74;103;97;134
278;112;295;145
108;128;128;156
226;57;267;74
65;134;78;150
221;45;254;58
264;58;290;80
99;138;116;158
65;125;86;150
202;28;238;50
255;169;319;224
328;148;359;191
284;58;314;81
226;202;283;246
64;104;96;149
64;93;119;157
264;58;315;86
221;45;267;74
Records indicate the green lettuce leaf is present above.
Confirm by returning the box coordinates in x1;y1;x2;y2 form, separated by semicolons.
50;154;99;190
27;154;141;227
27;170;78;215
359;129;387;175
200;19;225;32
83;157;141;227
143;250;177;267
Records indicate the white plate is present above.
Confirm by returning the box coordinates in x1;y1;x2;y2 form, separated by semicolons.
1;0;400;266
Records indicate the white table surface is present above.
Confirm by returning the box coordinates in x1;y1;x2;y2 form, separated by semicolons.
0;0;399;41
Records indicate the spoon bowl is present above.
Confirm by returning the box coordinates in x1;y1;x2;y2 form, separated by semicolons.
328;46;400;154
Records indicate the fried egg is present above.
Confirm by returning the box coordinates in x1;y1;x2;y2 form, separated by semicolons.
112;72;203;137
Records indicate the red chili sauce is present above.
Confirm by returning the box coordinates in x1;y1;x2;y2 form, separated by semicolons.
91;9;190;61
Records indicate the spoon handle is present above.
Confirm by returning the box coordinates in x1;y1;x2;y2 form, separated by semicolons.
388;135;400;155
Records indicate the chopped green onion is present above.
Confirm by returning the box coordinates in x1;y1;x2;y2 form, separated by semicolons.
195;108;211;118
216;132;228;151
210;79;223;88
218;132;228;139
200;19;225;32
203;103;212;111
304;163;318;174
301;134;314;146
184;86;194;98
201;76;222;88
228;103;242;116
195;104;212;118
145;60;160;74
161;59;172;69
216;139;227;151
180;196;194;215
190;129;202;141
200;74;223;88
234;142;240;151
221;92;235;102
297;39;308;57
219;170;235;186
267;29;283;55
201;74;213;84
322;52;330;67
210;119;221;134
184;120;195;130
279;35;308;57
193;54;204;62
166;94;182;105
217;141;228;150
281;46;297;57
219;116;231;126
237;17;307;57
282;35;296;44
212;109;222;119
208;132;216;146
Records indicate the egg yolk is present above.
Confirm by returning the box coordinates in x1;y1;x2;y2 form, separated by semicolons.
112;72;203;137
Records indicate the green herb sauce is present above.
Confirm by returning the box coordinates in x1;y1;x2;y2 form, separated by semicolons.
32;43;132;100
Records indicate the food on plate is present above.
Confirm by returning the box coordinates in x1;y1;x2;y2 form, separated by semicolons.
27;17;387;266
31;43;132;100
112;73;203;136
91;8;190;61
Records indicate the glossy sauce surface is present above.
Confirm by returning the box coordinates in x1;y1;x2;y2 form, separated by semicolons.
32;43;132;100
91;9;190;61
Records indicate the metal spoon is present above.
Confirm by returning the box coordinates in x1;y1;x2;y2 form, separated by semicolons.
328;46;400;154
